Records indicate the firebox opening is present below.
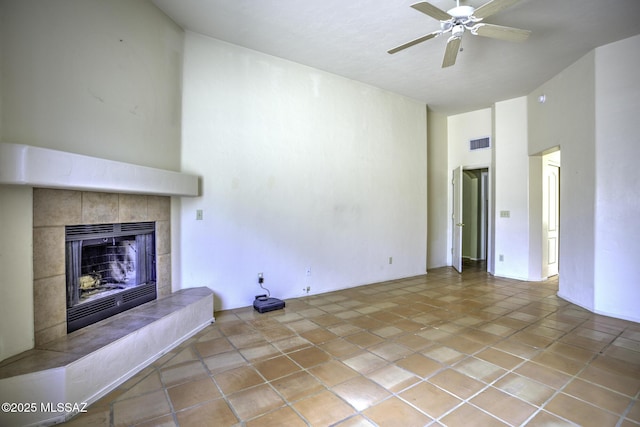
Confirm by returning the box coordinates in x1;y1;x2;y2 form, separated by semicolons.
65;222;157;333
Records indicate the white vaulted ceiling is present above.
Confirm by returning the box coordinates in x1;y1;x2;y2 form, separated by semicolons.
152;0;640;114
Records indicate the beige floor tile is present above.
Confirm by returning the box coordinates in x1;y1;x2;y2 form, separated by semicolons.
333;415;377;426
227;383;285;420
60;407;110;427
175;398;238;427
393;333;432;351
400;381;462;418
367;364;420;392
319;337;361;358
245;405;307;427
287;346;331;368
343;351;388;374
545;393;620;426
309;359;359;386
115;371;163;401
167;376;220;411
531;350;587;375
332;376;390;411
253;354;301;381
453;357;507;383
58;265;640;427
627;400;640;422
345;331;385;347
526;410;575;426
396;353;442;378
213;365;264;395
470;387;537;425
493;373;555;406
515;361;572;390
194;336;234;358
422;345;466;364
428;369;485;399
563;378;631;414
578;363;640;397
292;390;356;425
475;347;525;370
368;341;413;361
546;341;597;363
112;390;171;427
363;396;432;427
271;370;325;401
202;350;247;374
300;327;339;344
440;403;508;427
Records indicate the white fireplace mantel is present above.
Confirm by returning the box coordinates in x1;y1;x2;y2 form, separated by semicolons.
0;142;198;196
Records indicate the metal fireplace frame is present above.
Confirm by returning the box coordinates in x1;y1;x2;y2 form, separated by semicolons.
65;222;157;333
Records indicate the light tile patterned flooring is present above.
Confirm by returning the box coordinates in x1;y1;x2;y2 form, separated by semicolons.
63;265;640;426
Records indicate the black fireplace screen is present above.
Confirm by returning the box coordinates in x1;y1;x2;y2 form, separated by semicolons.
65;222;156;332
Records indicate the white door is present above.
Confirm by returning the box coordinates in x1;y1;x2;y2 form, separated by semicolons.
544;162;560;277
452;166;463;273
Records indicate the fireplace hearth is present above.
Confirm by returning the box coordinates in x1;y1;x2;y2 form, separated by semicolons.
65;222;157;332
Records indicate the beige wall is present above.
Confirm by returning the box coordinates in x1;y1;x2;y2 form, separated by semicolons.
528;52;597;311
427;109;449;268
178;33;428;310
0;0;184;361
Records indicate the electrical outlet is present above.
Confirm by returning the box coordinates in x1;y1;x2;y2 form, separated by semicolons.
389;256;393;265
306;286;311;293
196;209;203;220
499;254;504;262
258;272;263;279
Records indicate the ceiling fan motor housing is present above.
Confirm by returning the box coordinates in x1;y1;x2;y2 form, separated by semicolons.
451;25;465;38
447;5;474;19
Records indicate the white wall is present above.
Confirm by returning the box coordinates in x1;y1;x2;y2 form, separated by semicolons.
494;97;532;280
0;0;184;360
593;35;640;322
427;110;448;268
179;33;428;310
446;109;492;266
0;186;33;360
528;53;597;311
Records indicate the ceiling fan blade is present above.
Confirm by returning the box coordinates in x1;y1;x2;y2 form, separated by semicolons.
442;37;462;68
473;0;522;20
411;2;452;21
388;31;441;54
472;23;531;42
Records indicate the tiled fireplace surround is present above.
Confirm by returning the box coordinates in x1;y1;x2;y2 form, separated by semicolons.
33;188;172;345
0;187;215;426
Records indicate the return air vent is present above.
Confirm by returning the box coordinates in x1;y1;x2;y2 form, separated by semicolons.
470;137;491;151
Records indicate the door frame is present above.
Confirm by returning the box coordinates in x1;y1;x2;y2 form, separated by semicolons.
542;151;561;278
451;164;493;273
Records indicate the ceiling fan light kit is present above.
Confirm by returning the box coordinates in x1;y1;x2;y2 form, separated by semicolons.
388;0;531;68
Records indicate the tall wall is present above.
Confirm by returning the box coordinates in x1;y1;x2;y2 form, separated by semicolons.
528;53;597;312
427;109;448;268
179;33;428;310
0;0;184;361
446;109;492;267
494;97;532;280
593;35;640;322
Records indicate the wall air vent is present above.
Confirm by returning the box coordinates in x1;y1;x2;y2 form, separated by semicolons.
470;137;491;151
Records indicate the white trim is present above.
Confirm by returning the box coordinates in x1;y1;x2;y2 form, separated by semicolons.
0;143;199;196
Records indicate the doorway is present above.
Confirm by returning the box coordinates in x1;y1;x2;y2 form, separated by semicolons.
463;169;488;270
452;166;490;273
542;150;561;278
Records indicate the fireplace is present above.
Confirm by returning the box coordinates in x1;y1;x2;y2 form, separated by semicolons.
65;222;157;332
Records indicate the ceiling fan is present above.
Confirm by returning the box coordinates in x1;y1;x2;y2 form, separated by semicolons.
388;0;531;67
